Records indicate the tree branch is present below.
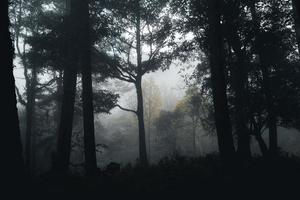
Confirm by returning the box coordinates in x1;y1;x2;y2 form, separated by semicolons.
116;104;137;114
36;78;57;92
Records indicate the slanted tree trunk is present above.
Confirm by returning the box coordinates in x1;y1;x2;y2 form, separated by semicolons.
79;0;97;176
1;0;24;181
55;0;79;174
207;0;236;166
292;0;300;54
250;117;269;158
248;1;278;157
135;0;148;166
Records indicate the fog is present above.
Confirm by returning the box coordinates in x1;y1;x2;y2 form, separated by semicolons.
5;0;300;198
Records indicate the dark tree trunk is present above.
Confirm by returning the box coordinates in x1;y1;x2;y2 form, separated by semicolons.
207;0;236;166
233;57;251;159
136;79;148;166
135;0;148;166
54;0;78;174
25;67;37;173
79;0;97;177
51;70;63;167
223;0;251;160
248;1;278;157
292;0;300;54
1;0;24;182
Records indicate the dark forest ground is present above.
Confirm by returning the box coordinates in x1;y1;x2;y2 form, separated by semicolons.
12;154;300;200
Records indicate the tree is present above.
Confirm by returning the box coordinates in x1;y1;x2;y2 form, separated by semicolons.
11;0;41;173
222;0;251;159
98;0;175;166
1;0;24;182
78;0;97;176
55;0;80;174
207;0;236;166
247;0;283;157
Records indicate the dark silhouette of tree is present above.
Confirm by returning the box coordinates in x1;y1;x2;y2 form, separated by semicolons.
247;0;279;157
11;0;40;172
222;0;251;160
78;0;97;176
207;0;236;166
1;0;24;181
55;0;79;174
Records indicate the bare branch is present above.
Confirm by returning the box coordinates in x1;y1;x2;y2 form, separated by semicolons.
116;104;137;114
36;78;57;92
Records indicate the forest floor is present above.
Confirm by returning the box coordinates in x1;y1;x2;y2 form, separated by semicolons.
16;154;300;199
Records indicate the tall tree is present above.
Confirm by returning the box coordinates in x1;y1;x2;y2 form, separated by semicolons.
78;0;97;176
248;0;278;156
223;0;251;159
11;0;41;173
207;0;236;166
99;0;175;166
1;0;24;182
55;0;79;173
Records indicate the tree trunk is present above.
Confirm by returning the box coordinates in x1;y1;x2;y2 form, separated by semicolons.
51;70;63;167
54;0;78;174
136;79;148;166
207;0;236;166
223;1;251;160
25;67;37;173
292;0;300;54
1;0;24;182
248;1;278;157
135;0;148;166
79;0;97;177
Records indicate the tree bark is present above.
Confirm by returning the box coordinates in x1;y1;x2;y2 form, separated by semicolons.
207;0;236;166
79;0;97;177
248;1;278;157
54;0;78;174
136;79;148;166
25;66;37;173
135;0;148;166
1;0;25;182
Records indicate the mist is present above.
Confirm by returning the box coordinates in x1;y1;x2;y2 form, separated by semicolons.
3;0;300;198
